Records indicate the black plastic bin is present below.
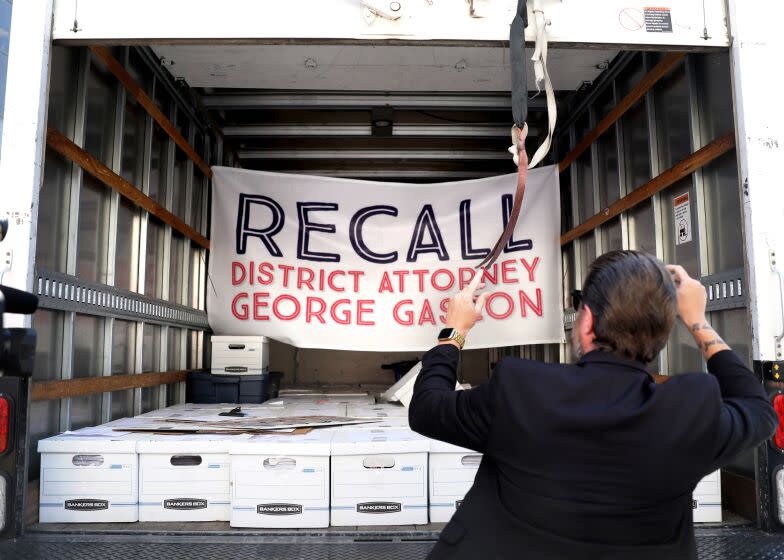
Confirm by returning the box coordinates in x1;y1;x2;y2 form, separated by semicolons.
186;370;270;404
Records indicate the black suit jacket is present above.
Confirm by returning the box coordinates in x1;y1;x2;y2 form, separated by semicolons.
409;346;777;560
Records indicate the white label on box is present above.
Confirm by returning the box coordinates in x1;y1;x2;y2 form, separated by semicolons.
357;502;402;513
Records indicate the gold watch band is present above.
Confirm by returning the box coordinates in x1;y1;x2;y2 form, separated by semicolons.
439;329;465;349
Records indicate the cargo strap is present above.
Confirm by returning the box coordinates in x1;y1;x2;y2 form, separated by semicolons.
527;0;557;168
479;0;555;269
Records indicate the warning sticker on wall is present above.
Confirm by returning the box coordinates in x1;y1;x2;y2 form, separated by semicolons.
644;7;673;33
673;193;692;245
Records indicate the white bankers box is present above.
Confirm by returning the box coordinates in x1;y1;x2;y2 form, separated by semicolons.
330;429;429;526
428;439;482;523
229;431;333;528
211;335;269;376
137;434;246;522
347;404;409;419
38;428;142;523
693;470;722;523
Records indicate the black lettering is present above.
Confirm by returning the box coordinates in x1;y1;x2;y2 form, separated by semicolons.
236;194;285;256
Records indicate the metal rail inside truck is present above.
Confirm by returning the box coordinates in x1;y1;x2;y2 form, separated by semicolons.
1;0;784;558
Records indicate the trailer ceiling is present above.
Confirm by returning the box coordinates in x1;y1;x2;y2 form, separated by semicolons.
152;44;618;92
148;44;622;180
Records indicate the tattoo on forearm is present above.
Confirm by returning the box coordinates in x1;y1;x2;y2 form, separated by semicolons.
699;338;726;353
689;322;727;353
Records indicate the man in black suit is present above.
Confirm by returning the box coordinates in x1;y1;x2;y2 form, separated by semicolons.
410;250;777;560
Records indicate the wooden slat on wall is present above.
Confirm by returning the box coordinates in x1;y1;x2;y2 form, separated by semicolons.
89;46;213;179
560;130;736;246
47;127;211;250
559;52;685;173
32;371;189;402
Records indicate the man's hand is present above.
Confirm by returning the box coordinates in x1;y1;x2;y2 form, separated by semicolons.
666;264;729;360
666;264;707;326
440;270;489;348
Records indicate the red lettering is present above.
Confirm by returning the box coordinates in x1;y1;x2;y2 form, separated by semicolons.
393;300;415;326
249;261;255;284
306;297;327;324
357;300;375;326
438;297;450;324
348;271;364;293
519;288;543;317
258;262;274;285
458;268;476;290
413;269;428;292
232;262;246;285
418;299;436;325
328;270;345;292
297;267;315;290
392;270;408;292
520;257;540;282
272;294;301;321
231;292;249;319
482;264;499;285
431;269;455;292
378;272;395;293
501;259;518;284
253;292;270;320
485;292;514;320
330;299;352;325
279;264;294;287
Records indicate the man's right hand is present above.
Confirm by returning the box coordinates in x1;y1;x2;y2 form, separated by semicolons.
666;264;729;360
666;264;707;327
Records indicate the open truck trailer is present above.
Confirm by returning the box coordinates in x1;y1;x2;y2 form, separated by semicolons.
1;0;784;557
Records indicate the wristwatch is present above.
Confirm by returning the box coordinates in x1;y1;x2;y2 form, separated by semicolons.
438;328;466;349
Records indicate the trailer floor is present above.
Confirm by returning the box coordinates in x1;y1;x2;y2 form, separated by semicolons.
4;520;784;559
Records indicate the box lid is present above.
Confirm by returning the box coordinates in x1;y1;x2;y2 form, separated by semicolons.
229;430;333;455
37;427;142;453
347;405;408;418
428;438;480;454
211;336;268;343
330;429;429;455
136;433;251;453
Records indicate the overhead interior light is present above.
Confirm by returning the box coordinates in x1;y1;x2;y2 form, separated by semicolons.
372;108;394;137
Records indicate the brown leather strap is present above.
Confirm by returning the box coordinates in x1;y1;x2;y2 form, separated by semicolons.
477;131;528;269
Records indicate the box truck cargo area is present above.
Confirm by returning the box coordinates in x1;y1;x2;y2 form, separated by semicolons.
18;40;754;537
2;0;779;552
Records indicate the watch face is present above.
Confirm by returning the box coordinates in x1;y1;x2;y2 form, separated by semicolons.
438;328;455;339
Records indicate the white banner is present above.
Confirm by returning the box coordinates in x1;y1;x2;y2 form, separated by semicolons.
208;166;564;351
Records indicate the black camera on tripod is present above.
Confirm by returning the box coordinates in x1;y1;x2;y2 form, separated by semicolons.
0;216;39;539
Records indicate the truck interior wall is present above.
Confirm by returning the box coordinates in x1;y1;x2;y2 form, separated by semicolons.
268;341;490;387
28;44;216;476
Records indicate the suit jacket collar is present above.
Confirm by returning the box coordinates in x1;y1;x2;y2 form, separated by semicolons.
576;350;651;376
